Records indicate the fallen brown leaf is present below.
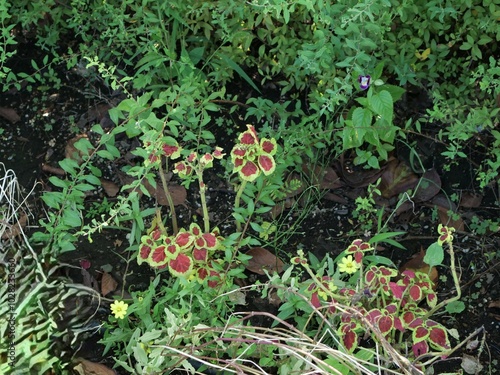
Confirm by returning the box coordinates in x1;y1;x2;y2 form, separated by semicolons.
413;168;441;202
1;213;27;240
73;358;116;375
399;248;438;288
436;205;464;231
459;192;483;208
118;172;187;206
488;300;500;309
378;159;418;199
41;163;66;176
65;134;92;164
101;271;118;296
0;106;20;123
245;247;284;275
101;178;120;197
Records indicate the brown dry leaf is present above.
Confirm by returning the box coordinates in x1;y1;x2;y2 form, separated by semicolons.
459;192;483;208
489;300;500;309
301;164;342;190
101;271;118;296
153;182;187;206
337;154;385;188
41;163;66;176
378;159;419;199
65;134;92;164
73;358;116;375
0;106;20;123
113;239;123;247
101;179;119;197
117;172;186;206
1;213;27;240
413;168;441;202
399;248;438;288
245;247;284;275
81;268;99;292
436;205;465;231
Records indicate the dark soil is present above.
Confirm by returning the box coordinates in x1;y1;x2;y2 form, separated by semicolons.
1;44;500;375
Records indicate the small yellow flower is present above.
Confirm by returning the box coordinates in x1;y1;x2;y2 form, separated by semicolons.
338;255;361;274
110;300;128;319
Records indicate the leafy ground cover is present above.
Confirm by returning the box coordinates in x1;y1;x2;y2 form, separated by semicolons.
1;1;500;374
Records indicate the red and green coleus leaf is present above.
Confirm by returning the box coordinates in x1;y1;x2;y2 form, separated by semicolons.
193;247;208;262
260;137;277;155
173;161;193;178
428;325;450;350
412;340;429;357
409;284;423;302
138;244;152;265
238;160;260;181
168;253;193;277
199;152;214;168
212;146;225;159
339;323;359;352
175;229;194;250
257;154;276;176
148;245;169;267
239;125;259;145
162;138;182;159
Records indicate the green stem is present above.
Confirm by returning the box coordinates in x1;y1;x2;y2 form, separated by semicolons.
198;176;210;233
425;240;461;318
159;160;178;235
234;180;247;232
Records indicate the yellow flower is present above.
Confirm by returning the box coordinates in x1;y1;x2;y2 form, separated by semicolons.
338;255;361;274
110;300;128;319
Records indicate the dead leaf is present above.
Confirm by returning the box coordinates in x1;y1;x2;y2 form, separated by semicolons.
337;154;385;188
245;247;284;275
41;163;66;175
489;300;500;309
65;134;92;164
378;159;419;199
436;205;464;231
73;358;117;375
117;172;187;206
0;106;20;123
461;354;483;374
101;271;118;296
81;268;99;292
101;179;119;197
1;213;27;240
399;248;438;288
459;192;483;208
113;239;123;247
413;168;441;202
151;182;187;206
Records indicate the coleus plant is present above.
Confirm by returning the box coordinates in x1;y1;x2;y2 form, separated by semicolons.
291;227;457;364
231;124;277;182
137;214;223;287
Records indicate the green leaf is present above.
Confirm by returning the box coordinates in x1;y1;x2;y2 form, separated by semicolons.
424;242;444;267
48;176;69;189
383;84;406;102
445;300;466;314
221;55;261;94
370;90;393;121
352;107;372;130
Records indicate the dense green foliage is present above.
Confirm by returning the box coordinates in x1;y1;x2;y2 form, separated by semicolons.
1;0;499;373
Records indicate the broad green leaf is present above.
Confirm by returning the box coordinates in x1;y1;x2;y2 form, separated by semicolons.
424;242;444;267
370;90;393;122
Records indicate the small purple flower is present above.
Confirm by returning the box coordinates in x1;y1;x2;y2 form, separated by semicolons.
358;75;371;90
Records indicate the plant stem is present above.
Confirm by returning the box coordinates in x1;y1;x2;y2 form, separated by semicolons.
198;177;210;233
159;159;178;235
425;240;461;318
234;180;247;232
